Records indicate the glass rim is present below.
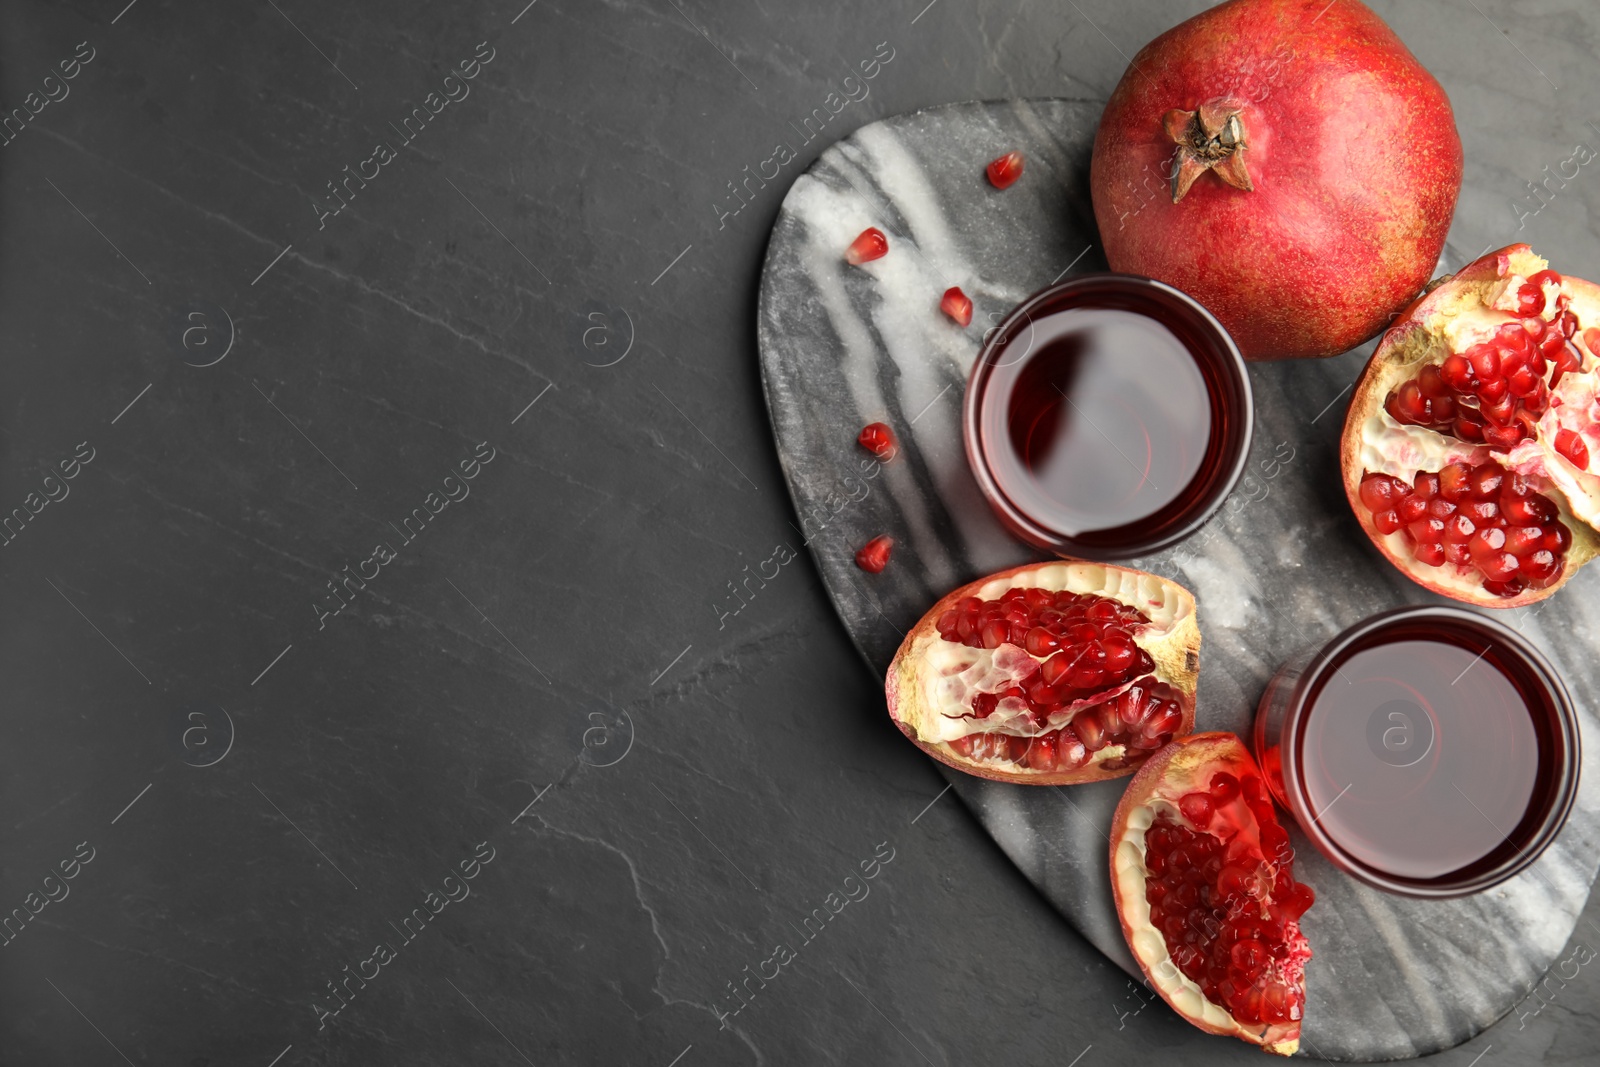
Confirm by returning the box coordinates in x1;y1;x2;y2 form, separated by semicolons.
1276;604;1581;899
961;272;1254;560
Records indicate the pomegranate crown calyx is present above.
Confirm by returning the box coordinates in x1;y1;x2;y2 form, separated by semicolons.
1163;102;1253;203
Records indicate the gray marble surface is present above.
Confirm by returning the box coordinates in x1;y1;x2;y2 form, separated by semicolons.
757;99;1600;1060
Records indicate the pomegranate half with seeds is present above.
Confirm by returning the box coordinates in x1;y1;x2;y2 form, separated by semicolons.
1342;245;1600;606
886;562;1199;784
1111;733;1314;1056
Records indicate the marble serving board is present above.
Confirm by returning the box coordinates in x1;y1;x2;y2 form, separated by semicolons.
755;99;1600;1062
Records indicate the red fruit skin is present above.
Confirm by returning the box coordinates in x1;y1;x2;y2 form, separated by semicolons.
1090;0;1462;360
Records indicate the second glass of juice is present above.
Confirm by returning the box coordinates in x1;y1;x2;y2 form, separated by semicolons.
1254;606;1580;897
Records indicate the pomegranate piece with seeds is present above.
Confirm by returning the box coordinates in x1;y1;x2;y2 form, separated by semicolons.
1343;245;1600;607
985;150;1024;189
857;422;897;460
854;535;894;573
940;286;973;327
886;562;1198;785
844;227;888;265
1112;733;1313;1056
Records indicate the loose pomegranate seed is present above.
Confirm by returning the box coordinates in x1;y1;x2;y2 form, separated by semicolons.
985;150;1024;189
1358;463;1568;597
854;535;894;573
1142;773;1312;1027
1556;428;1590;470
844;227;888;265
857;421;897;460
940;286;973;327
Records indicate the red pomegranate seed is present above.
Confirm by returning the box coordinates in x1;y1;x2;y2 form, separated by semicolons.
1438;463;1470;500
1472;466;1503;498
940;286;973;327
1514;281;1546;317
1504;526;1544;557
844;227;888;265
1483;424;1522;449
1484;577;1528;598
1480;551;1520;582
1178;792;1214;824
857;421;897;460
1442;514;1475;543
985;150;1025;189
854;535;894;573
1528;268;1564;292
1556;429;1590;470
1521;550;1560;582
1358;473;1403;511
1414;541;1446;567
1209;772;1240;803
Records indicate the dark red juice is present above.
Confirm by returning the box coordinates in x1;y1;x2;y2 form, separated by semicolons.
965;276;1250;559
1297;623;1564;883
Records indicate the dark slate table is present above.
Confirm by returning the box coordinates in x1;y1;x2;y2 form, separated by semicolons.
1;1;1596;1065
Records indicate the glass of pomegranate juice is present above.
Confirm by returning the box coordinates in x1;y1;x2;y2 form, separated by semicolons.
1254;606;1579;897
964;274;1253;559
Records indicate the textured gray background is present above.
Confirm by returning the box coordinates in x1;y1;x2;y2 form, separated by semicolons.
0;1;1596;1066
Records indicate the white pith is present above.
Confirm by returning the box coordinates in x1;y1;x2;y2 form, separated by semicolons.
908;563;1191;752
1358;249;1600;589
1113;769;1304;1054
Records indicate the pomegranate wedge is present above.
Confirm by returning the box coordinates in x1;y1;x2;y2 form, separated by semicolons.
886;562;1199;784
1111;733;1314;1056
1343;244;1600;606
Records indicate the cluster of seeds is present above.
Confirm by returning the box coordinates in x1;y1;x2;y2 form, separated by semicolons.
948;679;1184;772
1359;462;1567;598
1362;270;1587;597
936;587;1154;705
937;588;1183;771
1144;772;1313;1027
1384;271;1583;451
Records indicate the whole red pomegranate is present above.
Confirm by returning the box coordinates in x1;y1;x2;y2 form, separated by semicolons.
1091;0;1462;360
